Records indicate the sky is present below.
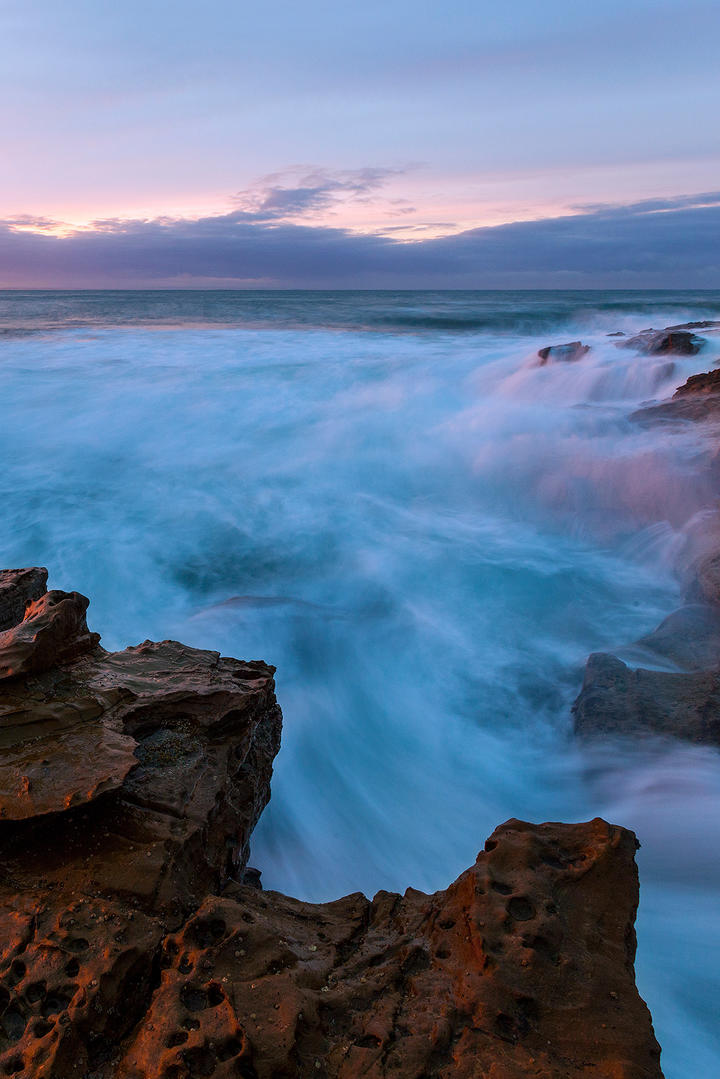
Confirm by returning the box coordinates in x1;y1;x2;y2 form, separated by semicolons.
1;0;718;287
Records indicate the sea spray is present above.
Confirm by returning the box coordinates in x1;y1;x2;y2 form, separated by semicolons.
1;289;718;1076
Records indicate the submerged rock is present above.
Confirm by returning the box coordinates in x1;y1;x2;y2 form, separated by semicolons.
536;340;590;365
0;569;662;1078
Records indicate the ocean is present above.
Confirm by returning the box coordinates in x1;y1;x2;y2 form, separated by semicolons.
2;289;719;1075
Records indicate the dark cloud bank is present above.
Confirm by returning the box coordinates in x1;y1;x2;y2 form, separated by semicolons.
1;192;719;289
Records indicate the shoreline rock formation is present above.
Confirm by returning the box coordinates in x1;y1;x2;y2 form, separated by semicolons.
618;328;703;356
0;569;662;1077
575;344;720;749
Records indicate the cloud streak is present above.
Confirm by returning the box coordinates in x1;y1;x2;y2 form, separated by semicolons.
1;191;719;289
232;166;417;222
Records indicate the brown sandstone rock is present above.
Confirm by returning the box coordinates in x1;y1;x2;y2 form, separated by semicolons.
673;367;720;397
0;569;48;632
0;569;662;1078
0;721;137;820
117;818;661;1079
0;819;662;1079
0;589;100;681
631;365;720;425
0;570;282;919
0;892;165;1075
0;640;282;917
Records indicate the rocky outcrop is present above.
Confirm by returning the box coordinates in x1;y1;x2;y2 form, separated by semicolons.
673;368;720;397
0;568;48;633
536;340;590;365
619;328;704;356
0;569;662;1077
664;320;720;332
0;568;282;914
632;365;720;425
628;604;720;671
119;818;661;1079
576;352;720;748
573;652;720;745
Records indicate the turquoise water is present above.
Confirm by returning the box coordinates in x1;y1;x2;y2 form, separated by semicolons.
1;290;719;1075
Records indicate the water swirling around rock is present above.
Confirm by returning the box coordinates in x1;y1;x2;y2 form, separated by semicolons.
1;289;719;1076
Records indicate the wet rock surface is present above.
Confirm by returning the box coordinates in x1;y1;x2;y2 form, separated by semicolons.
536;340;590;365
573;653;720;745
664;320;720;332
626;604;720;672
619;328;704;356
673;368;720;397
632;365;720;425
0;569;663;1077
690;550;720;608
577;352;720;750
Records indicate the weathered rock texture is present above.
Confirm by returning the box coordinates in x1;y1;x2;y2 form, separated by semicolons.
119;818;661;1079
0;570;662;1078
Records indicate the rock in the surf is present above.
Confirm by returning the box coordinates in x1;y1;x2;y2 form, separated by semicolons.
573;651;720;745
619;327;703;355
632;365;720;424
536;340;590;364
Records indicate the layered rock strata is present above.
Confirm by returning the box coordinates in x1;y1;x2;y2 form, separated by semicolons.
0;569;662;1077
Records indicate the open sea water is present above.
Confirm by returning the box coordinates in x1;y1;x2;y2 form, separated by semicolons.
2;289;719;1076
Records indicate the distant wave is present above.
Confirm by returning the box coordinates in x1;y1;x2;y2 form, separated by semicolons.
1;288;719;338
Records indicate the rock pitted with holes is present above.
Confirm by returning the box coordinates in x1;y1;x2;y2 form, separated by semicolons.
0;569;662;1078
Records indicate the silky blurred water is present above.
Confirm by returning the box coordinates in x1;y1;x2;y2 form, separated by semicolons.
1;290;719;1076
